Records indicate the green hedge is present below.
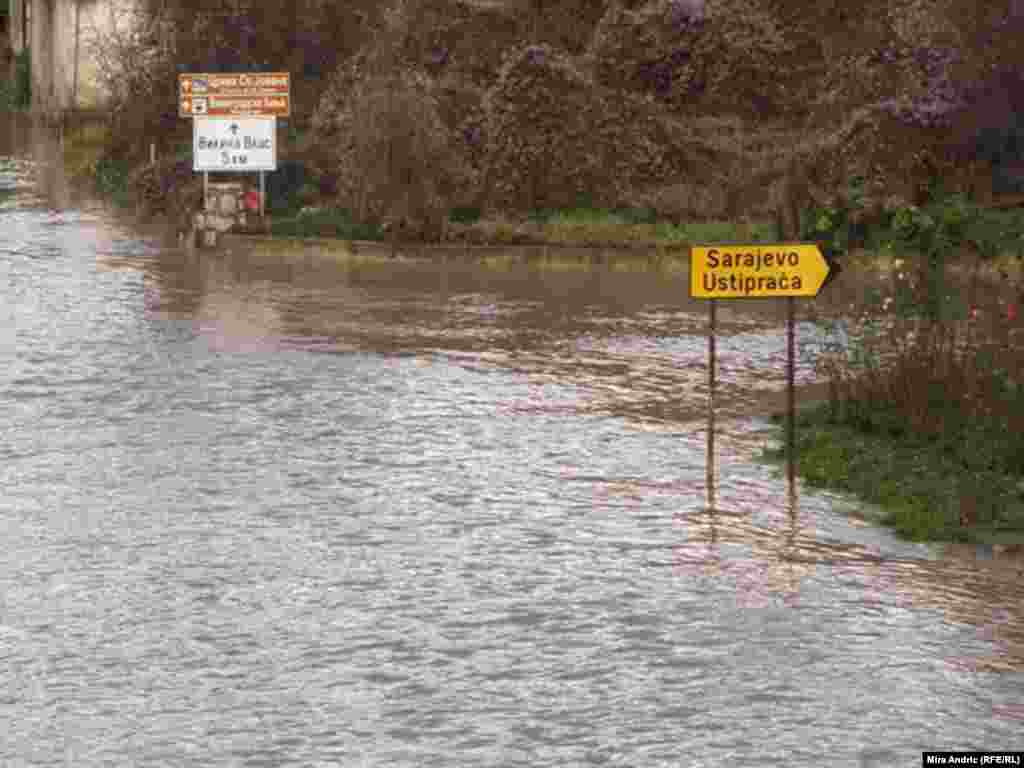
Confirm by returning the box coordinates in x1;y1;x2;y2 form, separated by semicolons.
12;49;30;108
270;207;385;240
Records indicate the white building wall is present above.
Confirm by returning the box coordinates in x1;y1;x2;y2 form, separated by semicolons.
8;0;26;54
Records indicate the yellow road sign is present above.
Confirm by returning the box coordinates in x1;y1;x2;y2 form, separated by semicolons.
690;243;834;298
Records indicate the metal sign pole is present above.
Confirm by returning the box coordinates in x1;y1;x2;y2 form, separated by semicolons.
706;298;717;509
787;295;796;492
182;75;288;238
690;238;836;517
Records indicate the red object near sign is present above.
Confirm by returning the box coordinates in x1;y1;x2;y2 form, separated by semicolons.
244;190;261;212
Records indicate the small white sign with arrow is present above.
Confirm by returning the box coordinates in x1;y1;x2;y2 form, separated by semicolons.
193;117;276;172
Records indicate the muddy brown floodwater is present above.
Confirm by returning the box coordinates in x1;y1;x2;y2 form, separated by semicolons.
1;114;1022;766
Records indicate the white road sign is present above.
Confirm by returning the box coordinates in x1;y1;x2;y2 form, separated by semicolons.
193;117;277;172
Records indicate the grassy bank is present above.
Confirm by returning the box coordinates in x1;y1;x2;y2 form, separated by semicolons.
522;207;778;246
0;50;31;112
762;402;1024;545
268;204;780;249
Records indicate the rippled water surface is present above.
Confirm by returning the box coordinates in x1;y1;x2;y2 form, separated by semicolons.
2;118;1022;767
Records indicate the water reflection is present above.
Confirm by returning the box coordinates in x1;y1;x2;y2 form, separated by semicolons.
1;112;72;210
131;247;839;426
129;239;1024;677
185;247;1024;652
2;136;1023;767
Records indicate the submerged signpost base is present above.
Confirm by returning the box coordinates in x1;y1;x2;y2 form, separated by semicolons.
787;295;796;490
180;72;290;244
706;298;717;511
692;241;837;510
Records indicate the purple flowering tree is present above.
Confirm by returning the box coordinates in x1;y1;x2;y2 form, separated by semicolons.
525;46;546;66
668;0;706;30
428;46;449;67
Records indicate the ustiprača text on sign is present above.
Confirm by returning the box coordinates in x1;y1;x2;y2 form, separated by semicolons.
690;244;832;298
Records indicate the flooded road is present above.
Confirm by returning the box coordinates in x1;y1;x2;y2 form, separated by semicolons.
1;116;1022;766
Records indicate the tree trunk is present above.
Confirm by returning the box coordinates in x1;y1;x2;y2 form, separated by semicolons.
776;154;810;241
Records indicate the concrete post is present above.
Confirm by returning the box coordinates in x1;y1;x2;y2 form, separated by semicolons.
30;0;79;116
5;2;16;86
30;0;52;115
53;0;76;111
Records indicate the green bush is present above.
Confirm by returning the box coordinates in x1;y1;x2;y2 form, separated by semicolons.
13;49;30;108
860;190;1024;265
549;208;628;226
612;206;658;225
527;208;557;225
1;49;30;111
449;206;482;224
674;219;740;243
653;221;689;241
746;219;776;242
798;176;874;256
270;206;385;240
284;121;308;146
846;191;1024;320
574;190;595;209
93;154;133;207
965;206;1024;261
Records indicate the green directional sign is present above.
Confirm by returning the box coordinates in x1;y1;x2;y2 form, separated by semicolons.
691;243;836;298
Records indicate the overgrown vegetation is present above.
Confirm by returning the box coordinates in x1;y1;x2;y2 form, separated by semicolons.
765;403;1024;544
62;123;112;181
75;0;1024;242
763;193;1024;543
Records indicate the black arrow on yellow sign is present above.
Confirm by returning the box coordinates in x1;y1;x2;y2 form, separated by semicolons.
818;244;843;291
